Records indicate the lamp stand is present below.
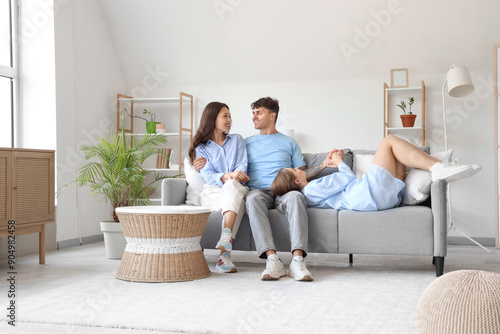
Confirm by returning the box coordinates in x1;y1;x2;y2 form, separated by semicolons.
442;81;490;253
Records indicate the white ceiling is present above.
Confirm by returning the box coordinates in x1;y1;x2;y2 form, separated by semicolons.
99;0;499;88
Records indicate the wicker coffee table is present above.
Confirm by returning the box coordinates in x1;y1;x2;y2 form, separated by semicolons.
115;206;211;283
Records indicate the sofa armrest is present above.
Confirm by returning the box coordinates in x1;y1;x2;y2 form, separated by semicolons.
430;179;448;257
161;178;188;205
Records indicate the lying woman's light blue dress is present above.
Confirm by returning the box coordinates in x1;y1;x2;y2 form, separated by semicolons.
302;162;405;211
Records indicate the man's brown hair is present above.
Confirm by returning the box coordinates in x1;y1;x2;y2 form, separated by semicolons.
251;97;279;123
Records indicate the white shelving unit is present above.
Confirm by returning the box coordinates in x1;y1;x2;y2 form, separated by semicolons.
383;81;426;145
117;92;194;176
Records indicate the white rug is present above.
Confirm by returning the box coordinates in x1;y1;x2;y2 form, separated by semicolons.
1;251;436;334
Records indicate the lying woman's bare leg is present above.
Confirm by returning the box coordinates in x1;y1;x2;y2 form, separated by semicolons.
372;135;479;183
372;135;440;180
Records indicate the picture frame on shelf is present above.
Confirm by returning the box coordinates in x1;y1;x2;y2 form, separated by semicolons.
390;68;409;88
117;93;133;133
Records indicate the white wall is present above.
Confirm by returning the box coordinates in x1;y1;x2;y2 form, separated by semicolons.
53;0;499;245
54;0;126;244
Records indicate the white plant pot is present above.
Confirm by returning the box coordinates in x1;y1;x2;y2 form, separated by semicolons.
100;221;127;260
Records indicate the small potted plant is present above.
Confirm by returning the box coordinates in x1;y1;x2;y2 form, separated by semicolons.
125;108;161;133
398;97;417;127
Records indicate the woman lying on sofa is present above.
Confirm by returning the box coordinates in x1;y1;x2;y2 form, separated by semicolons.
270;135;481;211
188;101;250;273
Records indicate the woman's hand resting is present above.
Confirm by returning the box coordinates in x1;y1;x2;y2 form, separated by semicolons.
193;157;207;172
221;171;250;184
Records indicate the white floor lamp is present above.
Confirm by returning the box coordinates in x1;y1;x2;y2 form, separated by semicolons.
441;65;490;252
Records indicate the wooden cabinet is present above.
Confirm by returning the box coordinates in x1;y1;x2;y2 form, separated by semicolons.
384;81;426;145
0;148;55;264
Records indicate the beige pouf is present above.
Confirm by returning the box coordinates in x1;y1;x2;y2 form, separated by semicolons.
416;270;500;334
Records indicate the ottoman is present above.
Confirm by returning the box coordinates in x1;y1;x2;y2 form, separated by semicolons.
416;269;500;333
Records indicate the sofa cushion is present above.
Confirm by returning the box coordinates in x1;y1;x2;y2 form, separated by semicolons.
184;157;206;206
338;206;433;255
303;149;352;180
265;208;340;254
354;154;374;179
200;210;253;251
402;150;453;205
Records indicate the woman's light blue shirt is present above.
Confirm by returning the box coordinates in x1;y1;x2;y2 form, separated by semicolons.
302;162;405;211
195;133;248;186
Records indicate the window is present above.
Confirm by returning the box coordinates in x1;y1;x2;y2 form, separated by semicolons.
0;77;12;146
0;0;18;148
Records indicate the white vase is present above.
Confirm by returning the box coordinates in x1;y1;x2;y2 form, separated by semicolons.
100;221;127;260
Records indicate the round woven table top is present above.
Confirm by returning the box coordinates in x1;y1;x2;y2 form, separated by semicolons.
116;205;211;215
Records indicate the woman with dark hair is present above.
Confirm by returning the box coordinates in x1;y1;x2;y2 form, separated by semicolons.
188;102;249;273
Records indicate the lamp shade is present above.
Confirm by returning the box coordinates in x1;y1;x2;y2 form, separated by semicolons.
447;65;474;97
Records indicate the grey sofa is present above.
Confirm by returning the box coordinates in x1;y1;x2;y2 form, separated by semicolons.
161;149;448;277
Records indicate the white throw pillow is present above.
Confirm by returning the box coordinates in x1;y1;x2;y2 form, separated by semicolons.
402;150;453;205
184;157;206;206
355;154;375;179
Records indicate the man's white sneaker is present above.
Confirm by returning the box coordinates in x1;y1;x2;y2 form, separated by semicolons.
288;256;313;281
261;254;287;281
430;161;475;183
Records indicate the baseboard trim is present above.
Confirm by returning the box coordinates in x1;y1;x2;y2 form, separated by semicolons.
57;235;494;249
447;236;496;247
82;234;104;245
57;238;80;249
57;234;104;250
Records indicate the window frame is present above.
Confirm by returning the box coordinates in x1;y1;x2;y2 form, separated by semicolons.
0;0;20;148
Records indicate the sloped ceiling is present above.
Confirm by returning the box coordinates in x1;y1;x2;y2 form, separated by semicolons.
100;0;498;88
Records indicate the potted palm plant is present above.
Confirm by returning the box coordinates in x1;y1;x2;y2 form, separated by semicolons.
398;97;417;127
63;117;174;259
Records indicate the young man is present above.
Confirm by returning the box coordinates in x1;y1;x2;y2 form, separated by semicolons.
245;97;338;281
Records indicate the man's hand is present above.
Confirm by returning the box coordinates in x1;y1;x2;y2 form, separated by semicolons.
327;149;344;160
322;149;344;168
221;171;250;184
193;157;207;172
325;151;344;168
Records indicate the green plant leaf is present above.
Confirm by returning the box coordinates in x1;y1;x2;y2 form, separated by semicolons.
59;118;176;222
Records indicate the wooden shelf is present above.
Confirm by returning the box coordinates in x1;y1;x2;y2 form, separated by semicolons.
120;132;190;137
117;96;192;103
384;81;426;145
385;87;422;95
148;164;182;172
117;91;193;177
386;127;423;132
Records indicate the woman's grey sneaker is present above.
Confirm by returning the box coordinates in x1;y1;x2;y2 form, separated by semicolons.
261;254;287;280
288;256;313;281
